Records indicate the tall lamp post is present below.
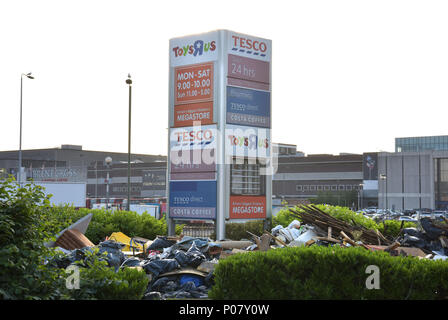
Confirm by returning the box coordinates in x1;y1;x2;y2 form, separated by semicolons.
126;74;132;211
18;72;34;186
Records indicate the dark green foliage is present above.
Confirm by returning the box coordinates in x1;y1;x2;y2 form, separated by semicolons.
210;220;266;240
378;219;416;239
225;220;265;240
67;249;149;300
0;178;68;299
209;246;448;300
0;178;153;300
310;190;358;207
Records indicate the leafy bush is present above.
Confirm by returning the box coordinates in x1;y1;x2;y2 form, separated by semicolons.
0;179;68;299
209;246;448;300
66;248;149;300
378;219;417;239
0;179;150;300
272;207;297;228
209;220;266;241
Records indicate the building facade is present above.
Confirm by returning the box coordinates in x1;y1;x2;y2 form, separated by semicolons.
396;135;448;152
2;144;389;210
0;145;167;207
272;152;379;209
378;151;448;210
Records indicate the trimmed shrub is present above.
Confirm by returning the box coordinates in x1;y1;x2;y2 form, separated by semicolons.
210;220;266;241
209;246;448;300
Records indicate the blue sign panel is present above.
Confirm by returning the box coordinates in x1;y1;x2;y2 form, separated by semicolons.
226;86;270;128
169;181;217;219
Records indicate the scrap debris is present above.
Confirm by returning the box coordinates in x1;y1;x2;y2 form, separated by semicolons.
289;205;391;246
270;205;448;259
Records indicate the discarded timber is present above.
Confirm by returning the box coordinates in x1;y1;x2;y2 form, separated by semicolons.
289;205;392;246
264;231;288;247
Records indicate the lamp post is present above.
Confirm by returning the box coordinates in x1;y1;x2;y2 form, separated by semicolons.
18;72;34;186
105;156;112;209
126;74;132;211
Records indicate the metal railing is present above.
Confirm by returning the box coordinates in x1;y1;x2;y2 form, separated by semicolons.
181;225;215;238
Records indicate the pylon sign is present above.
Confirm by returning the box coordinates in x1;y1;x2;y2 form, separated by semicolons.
167;30;272;240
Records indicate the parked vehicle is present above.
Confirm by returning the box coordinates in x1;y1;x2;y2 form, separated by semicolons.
398;216;418;222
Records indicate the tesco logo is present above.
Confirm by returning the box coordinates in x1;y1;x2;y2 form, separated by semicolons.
175;129;214;143
231;35;268;56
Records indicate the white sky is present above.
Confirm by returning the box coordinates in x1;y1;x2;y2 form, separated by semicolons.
1;0;448;156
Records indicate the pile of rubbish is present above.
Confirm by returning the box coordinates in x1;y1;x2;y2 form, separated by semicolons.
396;217;448;260
269;205;448;260
46;214;266;300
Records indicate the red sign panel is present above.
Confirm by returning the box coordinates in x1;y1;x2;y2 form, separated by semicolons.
174;101;213;127
175;63;213;104
227;54;269;90
229;196;266;219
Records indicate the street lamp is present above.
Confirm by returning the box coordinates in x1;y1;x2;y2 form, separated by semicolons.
105;156;112;209
18;72;34;186
126;74;132;211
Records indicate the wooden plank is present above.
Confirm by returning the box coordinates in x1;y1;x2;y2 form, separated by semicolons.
305;239;315;247
264;231;288;247
315;237;340;243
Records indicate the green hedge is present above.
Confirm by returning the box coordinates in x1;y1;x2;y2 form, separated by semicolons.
48;206;183;244
209;246;448;300
210;220;266;241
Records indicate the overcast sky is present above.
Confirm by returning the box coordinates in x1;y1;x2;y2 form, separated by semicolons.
1;0;447;156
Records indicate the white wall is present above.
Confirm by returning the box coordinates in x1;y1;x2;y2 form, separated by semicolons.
35;182;86;207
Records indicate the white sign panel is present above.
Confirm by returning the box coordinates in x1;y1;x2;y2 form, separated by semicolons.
35;183;86;207
227;31;272;62
170;31;219;67
225;124;271;159
169;124;217;151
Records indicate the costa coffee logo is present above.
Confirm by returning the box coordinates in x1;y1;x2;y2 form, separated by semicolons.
231;35;268;57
